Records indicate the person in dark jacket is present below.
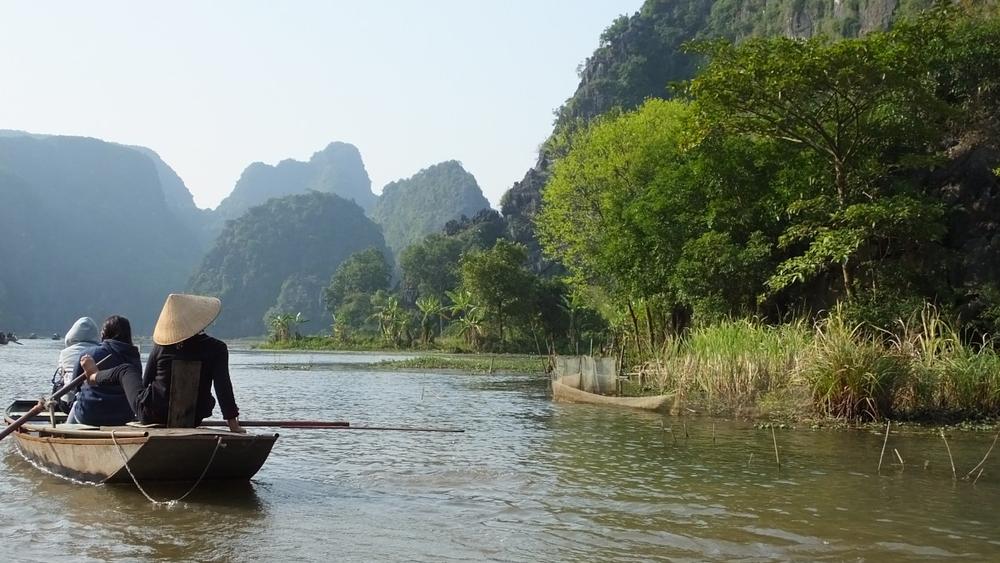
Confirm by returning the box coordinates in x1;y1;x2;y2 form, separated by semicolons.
80;294;244;432
67;315;140;426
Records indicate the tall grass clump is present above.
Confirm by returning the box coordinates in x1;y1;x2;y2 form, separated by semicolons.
799;309;909;421
894;306;1000;418
654;318;811;411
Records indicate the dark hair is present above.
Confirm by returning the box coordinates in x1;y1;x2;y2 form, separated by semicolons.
101;315;133;345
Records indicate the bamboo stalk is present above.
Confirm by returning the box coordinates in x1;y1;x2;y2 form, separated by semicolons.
973;467;985;485
878;420;891;474
940;429;957;480
894;448;904;471
964;430;999;480
747;453;754;468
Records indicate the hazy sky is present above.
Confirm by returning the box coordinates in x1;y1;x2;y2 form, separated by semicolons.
0;0;641;209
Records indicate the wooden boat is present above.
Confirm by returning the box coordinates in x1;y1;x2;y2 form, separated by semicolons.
551;374;673;411
4;400;278;484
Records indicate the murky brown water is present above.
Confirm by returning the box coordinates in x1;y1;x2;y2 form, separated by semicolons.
2;340;999;561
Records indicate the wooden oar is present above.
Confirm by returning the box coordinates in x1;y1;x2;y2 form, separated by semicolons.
0;356;109;442
199;420;464;433
202;420;349;428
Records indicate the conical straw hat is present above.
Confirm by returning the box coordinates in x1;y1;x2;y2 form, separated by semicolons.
152;294;222;345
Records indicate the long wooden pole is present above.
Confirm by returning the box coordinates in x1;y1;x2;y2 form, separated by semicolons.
199;420;464;433
0;355;112;442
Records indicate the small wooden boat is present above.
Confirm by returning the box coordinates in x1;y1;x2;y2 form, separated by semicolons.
4;401;278;484
551;374;673;411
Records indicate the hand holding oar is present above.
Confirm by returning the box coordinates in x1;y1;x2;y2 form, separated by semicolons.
0;355;110;442
199;419;464;433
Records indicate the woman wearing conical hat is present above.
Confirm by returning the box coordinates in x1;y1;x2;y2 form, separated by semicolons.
79;294;244;433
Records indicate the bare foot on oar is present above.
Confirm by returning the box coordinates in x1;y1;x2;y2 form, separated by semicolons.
79;355;98;383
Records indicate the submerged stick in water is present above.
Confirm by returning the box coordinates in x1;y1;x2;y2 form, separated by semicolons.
771;426;780;469
878;420;891;474
964;430;999;480
940;429;957;480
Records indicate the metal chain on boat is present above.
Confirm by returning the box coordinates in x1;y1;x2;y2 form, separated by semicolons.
110;430;223;505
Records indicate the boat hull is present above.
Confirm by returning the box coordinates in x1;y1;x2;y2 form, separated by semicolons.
5;402;277;484
551;377;672;411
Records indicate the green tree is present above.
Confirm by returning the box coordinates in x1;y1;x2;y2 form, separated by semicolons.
688;18;950;300
537;99;781;339
324;248;391;336
459;240;534;348
324;248;391;313
399;234;465;302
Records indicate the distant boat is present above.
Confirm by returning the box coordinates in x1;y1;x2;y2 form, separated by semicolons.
50;333;60;340
552;373;672;411
550;355;673;411
4;400;278;484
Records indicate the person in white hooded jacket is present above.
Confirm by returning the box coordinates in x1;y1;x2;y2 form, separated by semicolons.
51;317;100;412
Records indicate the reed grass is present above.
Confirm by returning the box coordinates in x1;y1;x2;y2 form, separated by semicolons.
800;309;909;421
652;318;811;413
644;304;1000;422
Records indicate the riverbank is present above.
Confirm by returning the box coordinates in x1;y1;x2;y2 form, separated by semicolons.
257;307;1000;425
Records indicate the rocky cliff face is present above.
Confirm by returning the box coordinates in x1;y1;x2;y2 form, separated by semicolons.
212;141;376;233
128;144;213;249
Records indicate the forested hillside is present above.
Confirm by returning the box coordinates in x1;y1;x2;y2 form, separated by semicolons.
372;161;491;258
0;132;202;332
188;191;388;337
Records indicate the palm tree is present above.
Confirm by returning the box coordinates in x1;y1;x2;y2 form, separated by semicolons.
268;313;304;342
455;307;486;351
415;296;444;345
369;295;404;345
445;289;477;318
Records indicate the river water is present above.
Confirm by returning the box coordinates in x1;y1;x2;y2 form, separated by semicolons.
1;339;998;562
